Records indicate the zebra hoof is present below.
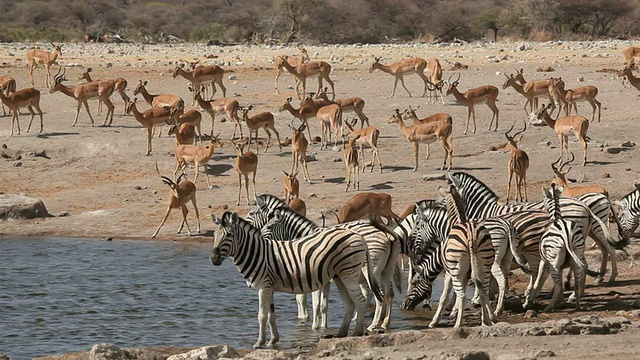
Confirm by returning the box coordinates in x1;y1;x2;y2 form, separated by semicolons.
594;276;604;285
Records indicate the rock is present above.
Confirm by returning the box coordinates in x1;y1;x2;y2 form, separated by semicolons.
602;173;610;178
422;173;446;181
134;186;147;190
0;194;50;220
577;76;585;82
90;343;126;360
166;345;238;360
57;211;69;217
524;310;537;319
531;349;555;358
12;161;22;167
606;147;623;154
620;141;636;147
496;355;532;360
333;158;342;162
461;351;490;360
0;353;12;360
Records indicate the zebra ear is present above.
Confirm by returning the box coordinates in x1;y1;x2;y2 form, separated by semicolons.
211;214;221;225
541;186;551;200
256;195;265;208
231;212;239;223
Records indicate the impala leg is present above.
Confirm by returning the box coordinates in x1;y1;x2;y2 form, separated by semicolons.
594;99;601;122
151;206;172;238
345;161;351;191
146;127;153;156
270;126;282;151
302;156;311;184
218;80;226;98
464;106;472;135
324;75;336;101
45;65;52;88
471;106;477;134
274;67;282;94
355;164;359;190
488;102;499;131
251;170;257;204
28;64;35;87
11;111;20;136
264;129;272;153
390;78;399;98
236;172;242;206
425;143;431;160
506;164;514;205
34;103;44;133
204;164;213;190
102;97;115;126
82;101;95;127
179;204;192;236
413;142;419;172
399;76;412;98
72;102;82;127
191;197;201;234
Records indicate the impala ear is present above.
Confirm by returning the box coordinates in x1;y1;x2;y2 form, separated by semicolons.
283;171;289;176
87;68;92;73
143;81;148;86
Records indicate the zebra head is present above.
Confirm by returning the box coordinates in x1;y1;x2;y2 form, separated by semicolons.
401;273;433;311
210;212;238;266
260;207;287;241
615;189;640;241
245;194;287;229
408;203;443;257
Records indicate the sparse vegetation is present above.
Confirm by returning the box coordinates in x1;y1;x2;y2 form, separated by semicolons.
0;0;638;43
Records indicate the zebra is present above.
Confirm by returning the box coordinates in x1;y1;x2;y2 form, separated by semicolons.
613;186;640;244
210;211;382;348
245;193;309;321
429;184;495;328
447;172;618;285
261;205;400;332
527;185;600;311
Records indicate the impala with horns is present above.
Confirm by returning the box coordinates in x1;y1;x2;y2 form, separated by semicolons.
27;43;63;88
402;106;452;161
173;63;226;99
274;46;310;94
314;87;370;128
278;58;336;101
388;109;453;171
534;103;589;166
50;67;116;127
0;86;44;136
79;68;130;114
151;163;200;238
446;73;499;134
278;96;318;140
551;152;609;197
619;65;640;92
502;73;554;116
134;80;183;109
504;119;529;204
288;118;311;184
369;57;431;98
426;58;445;104
125;98;183;155
549;77;601;123
191;86;242;139
343;118;382;173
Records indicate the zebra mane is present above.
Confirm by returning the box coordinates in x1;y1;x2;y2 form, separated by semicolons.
415;199;446;211
621;188;640;213
444;185;467;224
270;206;317;227
449;171;500;203
222;211;262;235
257;193;287;208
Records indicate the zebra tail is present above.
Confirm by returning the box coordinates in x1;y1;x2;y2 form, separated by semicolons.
608;202;629;249
393;262;402;293
586;205;617;251
507;223;531;275
365;243;384;303
564;232;600;278
469;233;485;294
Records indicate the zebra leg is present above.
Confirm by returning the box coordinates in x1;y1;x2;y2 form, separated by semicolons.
320;285;330;330
380;248;399;330
452;275;469;328
296;293;309;321
255;288;277;348
546;267;564;312
429;273;453;328
590;229;618;284
491;257;509;316
333;276;366;337
523;260;549;310
311;290;320;330
480;263;495;325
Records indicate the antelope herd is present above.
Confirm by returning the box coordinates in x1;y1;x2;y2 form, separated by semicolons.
6;42;640;346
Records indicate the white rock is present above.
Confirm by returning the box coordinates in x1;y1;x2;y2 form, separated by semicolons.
577;76;585;82
167;345;238;360
89;343;126;360
228;74;237;80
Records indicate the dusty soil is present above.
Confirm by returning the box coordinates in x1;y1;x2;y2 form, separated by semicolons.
2;40;640;359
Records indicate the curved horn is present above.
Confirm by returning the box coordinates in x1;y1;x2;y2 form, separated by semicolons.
505;119;516;136
551;153;563;171
561;152;576;171
512;118;527;138
454;72;461;84
447;72;455;83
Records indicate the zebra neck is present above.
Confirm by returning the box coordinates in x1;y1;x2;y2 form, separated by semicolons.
394;214;416;254
230;222;272;283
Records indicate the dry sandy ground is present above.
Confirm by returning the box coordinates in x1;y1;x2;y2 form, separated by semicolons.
2;40;640;358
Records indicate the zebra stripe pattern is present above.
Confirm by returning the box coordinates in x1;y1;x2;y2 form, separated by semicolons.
615;188;640;243
210;211;381;348
527;186;598;311
429;185;495;328
262;206;399;332
448;172;618;284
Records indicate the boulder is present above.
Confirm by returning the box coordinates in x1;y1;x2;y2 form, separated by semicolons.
0;194;50;220
167;345;238;360
90;344;127;360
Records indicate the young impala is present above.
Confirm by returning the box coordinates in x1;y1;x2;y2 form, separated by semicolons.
240;105;282;153
173;134;223;190
314;87;370;128
274;46;310;94
343;118;382;173
549;77;602;122
402;106;452;161
535;103;589;166
503;119;530;204
278;58;335;100
26;43;63;88
233;138;259;205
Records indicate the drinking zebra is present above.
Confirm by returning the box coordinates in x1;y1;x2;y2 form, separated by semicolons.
429;184;495;328
528;185;600;311
613;186;640;242
260;205;400;332
210;212;382;348
447;172;618;284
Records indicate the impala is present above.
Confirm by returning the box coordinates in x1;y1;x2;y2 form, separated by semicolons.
0;75;16;116
79;68;130;114
343;118;382;173
314;87;369;128
402;106;452;161
186;59;216;100
274;46;310;94
233;138;259;205
343;135;360;191
168;107;204;145
151;163;200;239
369;57;431;98
0;86;44;136
426;58;445;104
282;171;300;205
240;105;282;153
549;77;602;123
502;73;554;116
278;58;335;100
446;73;499;134
191;86;242;138
168;121;197;146
620;65;640;92
288;119;312;184
623;46;640;67
551;152;609;197
504;119;530;204
26;43;62;88
534;103;589;166
337;192;398;225
173;134;223;190
125;98;179;155
50;67;116;127
278;96;318;140
508;68;555;113
173;63;226;99
133;80;183;109
388;109;452;171
315;103;343;150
